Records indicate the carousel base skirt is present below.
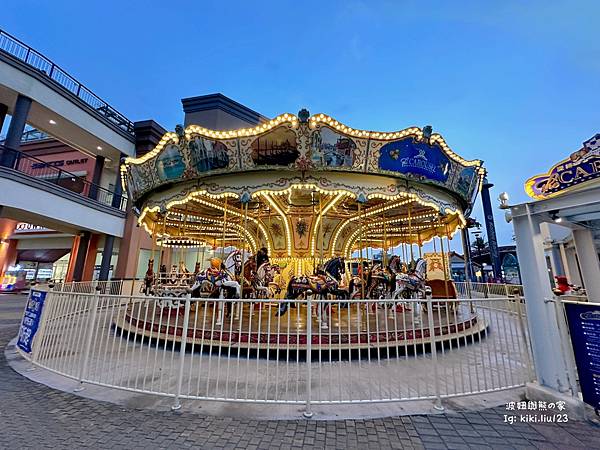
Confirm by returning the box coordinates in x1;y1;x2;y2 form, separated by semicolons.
115;301;486;353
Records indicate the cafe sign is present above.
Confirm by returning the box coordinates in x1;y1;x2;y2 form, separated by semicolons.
525;133;600;200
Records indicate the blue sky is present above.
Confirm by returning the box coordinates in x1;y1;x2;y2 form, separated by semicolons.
3;0;599;247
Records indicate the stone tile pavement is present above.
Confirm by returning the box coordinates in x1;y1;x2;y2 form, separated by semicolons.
2;293;600;449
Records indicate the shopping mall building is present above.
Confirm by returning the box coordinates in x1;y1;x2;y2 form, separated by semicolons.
0;89;267;286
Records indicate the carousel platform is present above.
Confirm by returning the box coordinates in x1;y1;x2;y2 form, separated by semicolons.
115;301;485;353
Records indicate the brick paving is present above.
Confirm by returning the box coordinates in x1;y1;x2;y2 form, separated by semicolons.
2;293;600;449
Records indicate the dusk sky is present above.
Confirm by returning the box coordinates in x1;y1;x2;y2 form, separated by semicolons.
3;0;599;247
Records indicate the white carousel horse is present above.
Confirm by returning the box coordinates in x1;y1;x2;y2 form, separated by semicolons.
253;262;277;299
190;251;242;325
391;258;428;319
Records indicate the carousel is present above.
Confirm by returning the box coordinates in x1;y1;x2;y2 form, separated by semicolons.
119;109;486;351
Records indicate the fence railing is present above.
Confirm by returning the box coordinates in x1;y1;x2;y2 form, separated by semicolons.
23;290;533;415
0;29;134;135
455;281;524;299
0;145;126;211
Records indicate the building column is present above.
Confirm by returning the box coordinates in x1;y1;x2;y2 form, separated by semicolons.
88;156;105;200
115;213;142;279
82;234;100;281
72;232;91;282
558;243;571;281
111;158;124;209
513;212;571;392
0;218;18;276
1;95;32;168
0;103;8;131
99;235;115;281
572;229;600;302
550;245;564;277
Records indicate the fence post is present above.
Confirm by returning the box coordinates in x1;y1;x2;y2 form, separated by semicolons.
172;296;191;411
74;286;100;391
304;297;313;418
515;295;534;382
466;280;473;300
552;297;580;396
426;297;444;411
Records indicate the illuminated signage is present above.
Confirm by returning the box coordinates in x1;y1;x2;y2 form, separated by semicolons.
31;158;88;170
525;133;600;200
14;223;50;233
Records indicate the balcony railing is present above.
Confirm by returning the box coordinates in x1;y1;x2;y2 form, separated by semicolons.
0;29;134;136
0;145;126;211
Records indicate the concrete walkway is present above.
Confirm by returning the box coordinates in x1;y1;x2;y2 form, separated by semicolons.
2;293;600;449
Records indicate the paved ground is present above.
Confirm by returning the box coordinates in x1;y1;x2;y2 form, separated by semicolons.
2;293;600;449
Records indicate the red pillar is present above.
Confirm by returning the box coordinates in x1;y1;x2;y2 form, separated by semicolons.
82;234;100;281
65;236;80;282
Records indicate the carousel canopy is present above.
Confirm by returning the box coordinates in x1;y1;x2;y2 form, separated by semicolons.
121;110;485;261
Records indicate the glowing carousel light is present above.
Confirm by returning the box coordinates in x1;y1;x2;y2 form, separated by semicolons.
156;236;206;248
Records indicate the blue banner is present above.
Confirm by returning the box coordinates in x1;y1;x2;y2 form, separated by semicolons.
564;302;600;411
17;290;47;354
378;137;451;183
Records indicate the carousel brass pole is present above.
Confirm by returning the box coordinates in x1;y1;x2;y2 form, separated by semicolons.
254;200;261;256
199;221;206;270
438;215;450;299
195;217;202;266
358;201;365;299
417;232;423;258
311;190;316;274
181;205;189;272
151;220;157;275
408;204;415;263
240;200;249;293
319;193;325;269
382;210;387;267
367;220;373;267
221;198;228;260
445;223;453;281
159;213;167;271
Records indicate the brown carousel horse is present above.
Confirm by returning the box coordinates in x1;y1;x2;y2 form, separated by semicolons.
276;257;347;326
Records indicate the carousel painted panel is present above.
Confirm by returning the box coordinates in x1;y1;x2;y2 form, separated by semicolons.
245;126;300;169
424;252;450;280
266;216;287;253
292;215;313;256
317;217;342;254
308;126;365;171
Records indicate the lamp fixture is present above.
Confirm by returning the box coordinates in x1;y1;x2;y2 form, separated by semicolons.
498;192;510;210
49;119;57;125
550;211;563;223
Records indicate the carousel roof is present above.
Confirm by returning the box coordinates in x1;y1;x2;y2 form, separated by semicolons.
121;110;485;260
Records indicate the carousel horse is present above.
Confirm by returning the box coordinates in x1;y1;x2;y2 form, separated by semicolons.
190;256;241;324
365;263;392;299
391;257;428;305
142;259;156;295
238;247;274;299
277;257;347;327
253;261;277;299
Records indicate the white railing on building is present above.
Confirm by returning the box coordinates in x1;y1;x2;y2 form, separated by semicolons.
20;287;533;415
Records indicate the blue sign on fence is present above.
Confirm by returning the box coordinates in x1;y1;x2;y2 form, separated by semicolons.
17;290;47;354
564;302;600;411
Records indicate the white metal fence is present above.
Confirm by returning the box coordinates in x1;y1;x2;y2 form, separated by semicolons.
21;289;532;415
